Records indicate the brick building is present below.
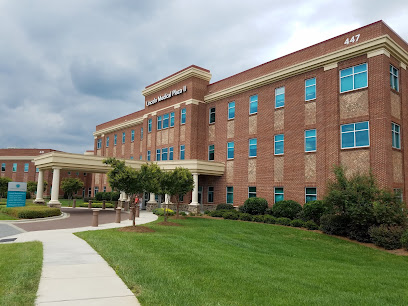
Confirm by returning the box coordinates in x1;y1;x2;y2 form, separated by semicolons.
90;20;407;209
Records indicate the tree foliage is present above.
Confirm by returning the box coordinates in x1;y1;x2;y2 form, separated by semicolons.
61;178;84;200
0;177;12;198
27;181;48;195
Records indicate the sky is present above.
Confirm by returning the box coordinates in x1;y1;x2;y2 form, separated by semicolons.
1;0;407;154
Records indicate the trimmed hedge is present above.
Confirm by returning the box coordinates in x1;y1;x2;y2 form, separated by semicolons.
239;213;252;221
216;204;235;210
304;220;319;230
290;219;304;228
239;197;268;215
276;217;291;226
251;215;265;223
368;225;404;250
263;215;277;224
0;206;61;219
272;200;302;219
78;202;114;208
153;208;175;216
223;211;240;220
209;210;229;218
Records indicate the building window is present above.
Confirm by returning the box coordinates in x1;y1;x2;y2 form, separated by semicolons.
248;187;256;198
114;134;117;146
106;136;109;147
169;147;174;160
139;155;142;161
181;108;186;125
162;148;168;161
131;130;135;142
24;163;29;172
156;149;161;161
305;187;317;203
180;145;185;160
249;95;258;114
275;87;285;108
122;132;126;143
97;138;102;149
12;163;17;172
274;134;284;155
226;186;233;204
179;194;184;202
94;187;99;196
390;65;399;91
341;121;369;149
209;107;216;124
157;116;162;130
140;128;143;140
37;168;40;173
103;186;106;192
130;156;134;160
84;172;87;176
340;63;367;93
249;138;257;157
68;171;71;175
392;122;401;149
208;186;214;203
148;119;152;133
274;187;284;203
228;101;235;119
305;129;316;152
1;163;5;172
208;145;215;161
88;187;92;197
147;150;151;161
305;78;316;101
163;113;169;129
170;112;175;127
227;142;234;160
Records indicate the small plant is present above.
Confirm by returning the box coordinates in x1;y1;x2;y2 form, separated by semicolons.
239;213;252;221
290;219;304;228
401;230;408;251
223;211;239;220
276;217;291;226
263;215;277;224
239;197;268;215
369;225;405;250
304;220;319;230
216;204;235;210
272;200;302;219
153;208;175;216
180;211;187;216
252;215;265;223
300;200;327;224
204;210;211;215
189;212;196;216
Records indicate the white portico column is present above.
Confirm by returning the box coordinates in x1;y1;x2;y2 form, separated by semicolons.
189;173;200;213
48;167;62;208
146;192;158;211
34;170;45;204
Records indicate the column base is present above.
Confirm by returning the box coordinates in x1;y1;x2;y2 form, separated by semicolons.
47;200;61;208
146;202;158;212
34;198;45;205
188;203;200;214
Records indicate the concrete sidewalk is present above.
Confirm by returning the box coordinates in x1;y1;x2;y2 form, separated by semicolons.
5;211;158;306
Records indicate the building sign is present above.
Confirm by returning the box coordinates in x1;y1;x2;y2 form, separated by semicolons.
146;86;187;106
7;182;27;207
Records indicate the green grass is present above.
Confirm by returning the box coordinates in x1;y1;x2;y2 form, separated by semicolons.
0;212;18;220
0;242;43;305
77;217;408;306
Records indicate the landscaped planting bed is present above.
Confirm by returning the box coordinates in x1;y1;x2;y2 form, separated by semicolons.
0;206;61;219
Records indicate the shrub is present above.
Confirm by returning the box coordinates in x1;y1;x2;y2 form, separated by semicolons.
369;225;404;250
0;206;61;219
272;200;302;219
95;192;103;201
300;200;327;224
111;191;120;201
401;230;408;251
239;213;252;221
304;220;319;230
320;214;350;236
153;208;175;216
78;202;114;208
180;211;187;216
263;215;277;224
223;211;239;220
83;197;95;202
239;197;268;215
373;191;407;226
290;219;304;227
276;217;291;226
216;204;235;210
252;215;265;223
208;210;228;218
265;208;274;215
204;210;211;215
26;191;31;199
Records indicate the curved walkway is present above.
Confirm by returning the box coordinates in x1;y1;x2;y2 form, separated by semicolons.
4;210;158;306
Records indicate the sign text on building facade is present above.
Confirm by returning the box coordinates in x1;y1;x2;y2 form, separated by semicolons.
146;86;187;106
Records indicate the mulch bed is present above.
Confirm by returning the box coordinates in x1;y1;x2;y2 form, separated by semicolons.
157;221;182;226
118;226;155;233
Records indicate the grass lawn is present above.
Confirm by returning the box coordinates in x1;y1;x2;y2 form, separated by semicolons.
0;242;43;305
0;212;18;220
77;217;408;306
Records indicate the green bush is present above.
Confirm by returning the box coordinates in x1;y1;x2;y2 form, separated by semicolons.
216;204;235;210
239;213;252;221
153;208;175;216
180;211;187;216
78;203;114;208
204;210;211;215
320;214;350;236
276;217;291;226
373;191;407;226
401;230;408;251
26;191;31;199
95;192;103;201
369;225;404;250
265;208;273;215
263;215;277;224
223;211;240;220
0;206;61;219
111;191;120;201
252;215;265;223
290;219;304;228
272;200;302;219
301;200;327;224
239;197;268;215
209;210;229;218
304;220;319;230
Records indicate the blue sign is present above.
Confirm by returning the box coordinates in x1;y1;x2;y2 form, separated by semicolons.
7;182;27;208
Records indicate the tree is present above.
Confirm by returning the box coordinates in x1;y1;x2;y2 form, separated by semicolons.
61;178;84;200
161;167;194;219
27;181;48;198
0;177;12;199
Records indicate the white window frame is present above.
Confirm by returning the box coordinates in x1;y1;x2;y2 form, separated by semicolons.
147;150;151;161
169;147;174;160
305;77;316;101
249;95;258;115
181;108;186;125
180;145;185;160
392;122;401;149
275;87;285;109
170;112;175;127
390;65;399;91
24;163;29;172
305;129;316;152
248;186;256;198
131;130;135;142
226;186;233;204
148;119;152;132
227;142;234;160
106;136;109;147
228;101;235;120
122;132;126;144
208;144;215;161
156;149;161;161
274;187;284;204
12;163;17;172
305;187;317;203
249;138;257;158
274;134;284;155
341;121;370;149
340;63;368;93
